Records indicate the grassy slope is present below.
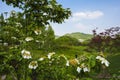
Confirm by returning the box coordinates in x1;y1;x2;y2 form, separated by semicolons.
64;32;93;40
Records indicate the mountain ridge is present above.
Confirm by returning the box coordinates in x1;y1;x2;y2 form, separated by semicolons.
56;32;93;40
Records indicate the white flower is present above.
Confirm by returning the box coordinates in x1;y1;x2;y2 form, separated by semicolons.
36;40;40;42
96;56;105;60
21;49;32;59
28;61;38;69
77;67;82;73
52;59;55;61
43;13;47;16
25;37;34;42
101;58;110;67
96;56;105;61
16;22;22;27
34;29;41;35
39;58;44;61
66;61;70;66
83;67;90;72
47;52;55;59
76;78;79;80
48;4;52;8
0;40;2;42
48;55;51;59
96;56;110;67
96;56;102;60
3;43;8;46
11;36;17;39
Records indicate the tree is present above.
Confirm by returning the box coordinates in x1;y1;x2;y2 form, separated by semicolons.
4;12;8;19
43;25;55;51
0;13;5;27
89;27;120;53
0;1;71;79
2;0;71;25
0;11;25;51
55;36;80;49
1;0;71;51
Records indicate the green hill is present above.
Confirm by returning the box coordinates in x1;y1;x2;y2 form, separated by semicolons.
64;32;93;41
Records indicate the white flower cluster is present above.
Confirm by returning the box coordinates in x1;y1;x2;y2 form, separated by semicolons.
25;37;34;42
77;63;90;73
66;61;70;66
20;50;110;73
3;42;8;46
16;22;22;27
47;52;55;59
29;61;38;69
21;50;39;69
34;29;41;35
96;56;110;67
21;49;32;59
39;58;44;61
11;36;17;40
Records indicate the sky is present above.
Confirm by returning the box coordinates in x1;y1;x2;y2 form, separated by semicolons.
0;0;120;36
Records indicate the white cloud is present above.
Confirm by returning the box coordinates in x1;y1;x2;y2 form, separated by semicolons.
71;10;104;21
52;10;104;35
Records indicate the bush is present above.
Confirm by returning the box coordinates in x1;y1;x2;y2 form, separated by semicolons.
54;36;81;50
0;50;111;80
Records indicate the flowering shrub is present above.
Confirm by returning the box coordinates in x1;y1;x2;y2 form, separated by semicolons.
0;14;110;79
0;47;110;80
9;50;109;80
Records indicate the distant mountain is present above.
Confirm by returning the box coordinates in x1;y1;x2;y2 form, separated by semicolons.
64;32;93;41
55;35;60;39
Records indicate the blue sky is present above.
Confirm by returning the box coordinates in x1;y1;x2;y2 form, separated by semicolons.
0;0;120;35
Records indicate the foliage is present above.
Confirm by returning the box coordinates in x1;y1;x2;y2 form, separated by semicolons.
2;0;71;25
55;36;80;49
0;13;5;27
107;53;120;75
89;27;120;53
0;50;110;80
1;0;71;52
1;0;117;80
42;26;55;52
0;11;55;52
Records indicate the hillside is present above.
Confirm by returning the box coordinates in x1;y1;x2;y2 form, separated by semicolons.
64;32;93;41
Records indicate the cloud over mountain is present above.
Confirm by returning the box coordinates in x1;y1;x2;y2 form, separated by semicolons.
71;10;104;21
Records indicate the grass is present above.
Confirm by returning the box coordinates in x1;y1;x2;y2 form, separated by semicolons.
107;53;120;75
32;46;88;59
